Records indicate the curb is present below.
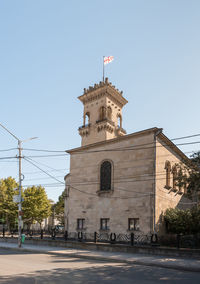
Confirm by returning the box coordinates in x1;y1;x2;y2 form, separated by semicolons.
1;245;200;273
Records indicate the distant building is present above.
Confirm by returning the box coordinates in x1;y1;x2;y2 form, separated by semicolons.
29;216;59;231
64;78;191;235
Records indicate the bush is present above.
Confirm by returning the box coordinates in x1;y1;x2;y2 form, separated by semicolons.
164;207;200;235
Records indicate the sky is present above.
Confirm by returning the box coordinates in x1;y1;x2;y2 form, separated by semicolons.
0;0;199;202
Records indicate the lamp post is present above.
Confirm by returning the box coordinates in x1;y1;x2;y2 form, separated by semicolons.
0;122;37;247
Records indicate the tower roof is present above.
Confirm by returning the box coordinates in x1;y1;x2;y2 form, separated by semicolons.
78;78;128;107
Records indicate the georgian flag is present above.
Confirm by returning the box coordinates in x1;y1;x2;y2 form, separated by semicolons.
104;56;114;65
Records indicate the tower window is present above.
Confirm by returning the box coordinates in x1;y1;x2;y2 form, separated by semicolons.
84;112;90;126
100;161;112;191
117;114;122;128
107;106;112;119
99;106;106;120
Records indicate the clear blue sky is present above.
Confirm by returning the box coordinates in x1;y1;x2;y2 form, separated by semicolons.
0;0;199;202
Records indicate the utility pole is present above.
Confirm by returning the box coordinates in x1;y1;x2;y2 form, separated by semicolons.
0;122;37;248
18;140;22;248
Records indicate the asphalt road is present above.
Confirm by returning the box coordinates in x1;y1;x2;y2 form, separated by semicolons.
0;249;199;284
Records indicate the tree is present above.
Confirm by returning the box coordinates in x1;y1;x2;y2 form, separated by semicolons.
164;207;200;235
164;208;192;234
176;151;200;204
0;177;18;230
53;191;65;226
22;186;51;229
186;152;200;200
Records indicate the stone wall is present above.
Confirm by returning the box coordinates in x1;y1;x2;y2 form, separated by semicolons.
66;130;156;235
155;136;192;234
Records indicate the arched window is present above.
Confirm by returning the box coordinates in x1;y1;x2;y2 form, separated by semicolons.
172;165;177;189
83;112;90;126
100;161;112;191
85;112;90;125
117;114;122;128
99;106;106;121
165;161;171;188
107;107;112;120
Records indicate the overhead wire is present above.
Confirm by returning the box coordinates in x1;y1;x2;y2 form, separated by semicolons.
23;168;67;175
171;133;200;141
23;157;65;185
26;157;68;173
24;175;65;182
21;133;200;154
24;154;68;158
0;148;17;152
22;140;200;157
1;132;199;202
21;156;197;204
0;156;17;160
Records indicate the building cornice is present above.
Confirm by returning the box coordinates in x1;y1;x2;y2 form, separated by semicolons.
66;128;193;166
78;78;128;107
66;127;160;153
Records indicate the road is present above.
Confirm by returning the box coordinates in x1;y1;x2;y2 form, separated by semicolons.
0;249;199;283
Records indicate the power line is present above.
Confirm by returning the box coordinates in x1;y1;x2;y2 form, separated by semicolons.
21;133;200;153
0;160;18;163
25;154;68;158
69;184;197;204
69;140;200;155
1;136;199;160
69;185;152;199
23;168;67;175
23;157;65;185
22;140;200;158
0;148;17;152
0;150;195;165
19;161;196;204
0;156;17;160
24;175;65;182
171;133;200;141
23;183;63;187
26;157;68;173
57;156;191;172
23;148;65;153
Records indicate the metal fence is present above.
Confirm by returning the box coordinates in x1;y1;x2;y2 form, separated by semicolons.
0;228;200;248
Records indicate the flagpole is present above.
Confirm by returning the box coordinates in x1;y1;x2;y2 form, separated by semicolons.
103;56;105;82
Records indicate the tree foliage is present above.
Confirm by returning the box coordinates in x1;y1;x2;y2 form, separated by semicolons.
164;207;200;234
176;151;200;202
22;186;51;228
53;191;65;226
186;152;200;197
0;177;18;230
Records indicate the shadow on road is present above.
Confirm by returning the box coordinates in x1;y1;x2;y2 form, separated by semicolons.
0;257;199;284
0;249;39;256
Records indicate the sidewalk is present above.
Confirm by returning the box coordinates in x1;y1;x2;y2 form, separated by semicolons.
0;241;200;273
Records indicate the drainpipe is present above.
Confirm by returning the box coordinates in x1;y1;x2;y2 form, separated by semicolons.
153;129;163;233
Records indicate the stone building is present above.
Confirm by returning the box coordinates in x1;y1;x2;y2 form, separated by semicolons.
64;78;191;235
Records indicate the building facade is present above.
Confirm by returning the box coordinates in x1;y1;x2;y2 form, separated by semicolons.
64;78;191;235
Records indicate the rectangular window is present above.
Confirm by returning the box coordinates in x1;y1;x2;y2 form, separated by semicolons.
128;218;139;231
77;219;85;230
100;218;109;230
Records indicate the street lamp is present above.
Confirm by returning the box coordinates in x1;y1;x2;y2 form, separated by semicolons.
0;122;38;247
